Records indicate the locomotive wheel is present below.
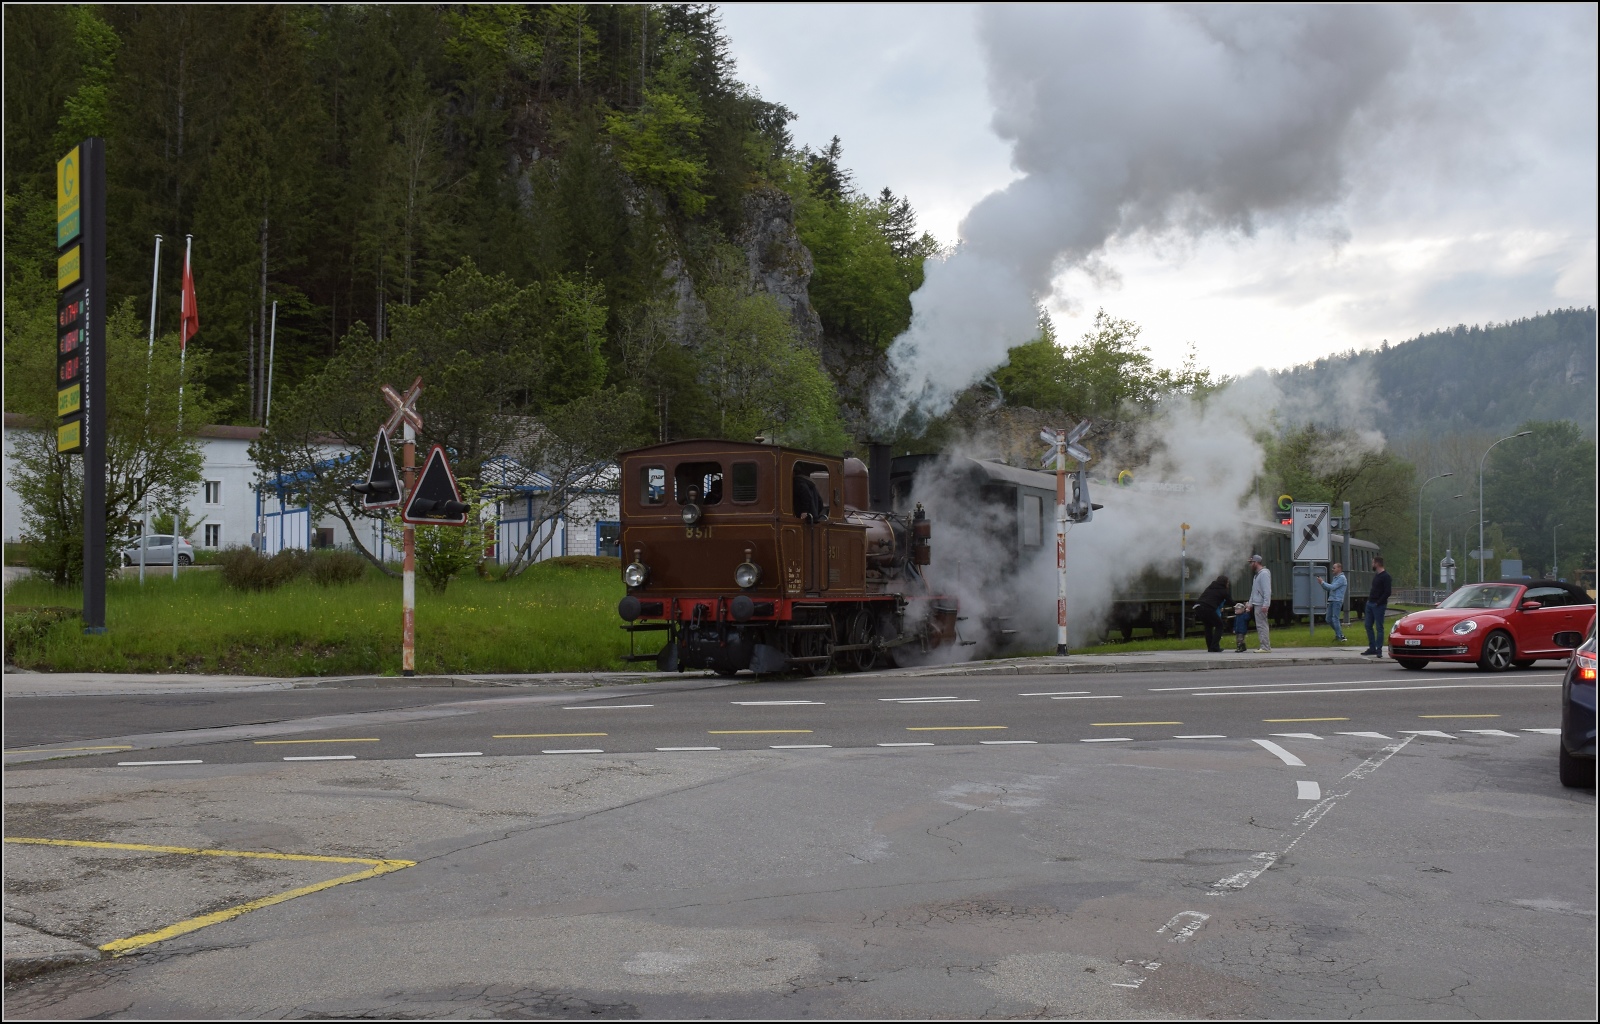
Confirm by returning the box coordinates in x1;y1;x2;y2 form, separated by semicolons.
844;609;879;672
788;614;833;676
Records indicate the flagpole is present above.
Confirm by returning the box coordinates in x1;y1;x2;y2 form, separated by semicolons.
142;234;161;585
265;300;278;428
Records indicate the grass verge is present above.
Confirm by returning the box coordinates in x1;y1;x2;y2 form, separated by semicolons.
3;557;659;676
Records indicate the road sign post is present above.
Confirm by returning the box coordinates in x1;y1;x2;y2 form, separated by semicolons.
57;139;107;632
1041;421;1093;656
1291;502;1332;638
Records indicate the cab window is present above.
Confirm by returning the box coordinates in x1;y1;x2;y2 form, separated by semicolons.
731;462;759;504
675;462;723;505
639;466;666;506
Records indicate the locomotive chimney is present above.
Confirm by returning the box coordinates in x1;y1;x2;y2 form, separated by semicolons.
868;442;893;513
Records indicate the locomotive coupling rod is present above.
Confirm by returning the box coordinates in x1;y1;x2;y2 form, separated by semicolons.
829;642;876;653
786;655;832;663
778;623;834;633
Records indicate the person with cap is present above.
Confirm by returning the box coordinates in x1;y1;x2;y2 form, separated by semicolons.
1248;553;1273;652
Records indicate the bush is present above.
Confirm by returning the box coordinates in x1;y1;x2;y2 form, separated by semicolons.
217;547;299;591
4;605;79;662
307;551;367;587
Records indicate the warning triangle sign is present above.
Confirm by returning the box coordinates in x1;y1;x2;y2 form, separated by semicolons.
350;428;402;509
402;445;469;525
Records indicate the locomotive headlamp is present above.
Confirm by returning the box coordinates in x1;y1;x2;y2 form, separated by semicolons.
734;548;761;589
623;548;649;588
681;502;702;525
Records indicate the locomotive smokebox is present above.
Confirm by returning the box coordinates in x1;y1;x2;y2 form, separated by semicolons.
868;442;893;513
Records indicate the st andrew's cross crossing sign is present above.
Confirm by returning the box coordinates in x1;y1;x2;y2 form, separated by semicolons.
402;445;470;525
1291;502;1332;562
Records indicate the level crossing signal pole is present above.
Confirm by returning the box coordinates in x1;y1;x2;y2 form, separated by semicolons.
1041;422;1094;656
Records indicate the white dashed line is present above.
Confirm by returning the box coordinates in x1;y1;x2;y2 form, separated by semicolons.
1209;851;1279;894
878;697;977;703
980;739;1038;745
1157;911;1210;942
655;746;720;751
283;755;357;761
1053;695;1123;700
414;751;483;758
1194;683;1559;697
1271;732;1322;740
1174;734;1226;739
1337;732;1392;739
1462;729;1518;737
116;760;203;766
1251;739;1306;766
1297;781;1321;800
562;704;653;710
1019;691;1090;696
542;748;604;754
731;701;824;705
1081;737;1132;743
878;742;935;747
770;744;832;749
1523;728;1561;735
1399;730;1455;739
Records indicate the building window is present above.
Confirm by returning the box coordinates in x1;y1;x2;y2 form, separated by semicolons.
204;524;221;548
596;521;621;558
204;480;222;504
315;527;335;549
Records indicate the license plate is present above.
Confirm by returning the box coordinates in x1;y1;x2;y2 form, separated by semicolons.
1404;638;1421;646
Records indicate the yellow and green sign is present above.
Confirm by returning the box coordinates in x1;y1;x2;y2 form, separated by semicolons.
57;246;81;290
57;384;81;417
56;419;81;453
56;145;81;247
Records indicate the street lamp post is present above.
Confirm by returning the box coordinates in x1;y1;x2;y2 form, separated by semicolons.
1553;522;1562;580
1418;472;1453;596
1478;431;1532;582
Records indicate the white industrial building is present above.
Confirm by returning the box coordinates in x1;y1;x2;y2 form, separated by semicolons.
2;414;619;563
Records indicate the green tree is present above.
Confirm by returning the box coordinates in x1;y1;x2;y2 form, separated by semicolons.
1484;420;1596;578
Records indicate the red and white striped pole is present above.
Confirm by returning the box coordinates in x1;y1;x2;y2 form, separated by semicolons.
1056;432;1068;656
402;419;416;676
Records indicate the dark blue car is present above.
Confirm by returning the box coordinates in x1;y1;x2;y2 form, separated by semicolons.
1560;620;1596;788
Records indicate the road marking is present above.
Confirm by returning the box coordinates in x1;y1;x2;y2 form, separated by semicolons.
1337;731;1393;739
708;729;814;735
1152;674;1562;692
1343;734;1415;781
770;744;832;749
731;700;824;705
1463;729;1518;737
1523;728;1561;734
1399;730;1455;739
494;733;607;738
878;697;979;703
1194;684;1560;697
1251;739;1306;766
1053;695;1123;700
414;751;482;758
1174;734;1226;739
543;749;604;754
1209;851;1279;894
4;745;133;753
1080;737;1132;742
879;696;961;702
1264;717;1348;722
656;746;720;751
563;704;654;710
878;742;935;747
1092;721;1181;726
253;738;379;745
1297;781;1321;800
905;726;1008;731
1157;911;1210;942
980;740;1038;745
1271;732;1322;739
3;838;414;956
116;760;203;766
1419;714;1498;719
283;755;357;761
1019;691;1089;696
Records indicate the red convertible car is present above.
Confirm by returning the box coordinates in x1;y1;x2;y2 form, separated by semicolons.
1388;581;1597;671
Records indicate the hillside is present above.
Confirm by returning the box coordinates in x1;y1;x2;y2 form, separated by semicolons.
1277;308;1597;438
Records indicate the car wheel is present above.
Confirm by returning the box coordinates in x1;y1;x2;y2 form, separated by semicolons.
1512;658;1536;668
178;554;192;566
1558;703;1595;788
1477;630;1515;672
1396;658;1428;671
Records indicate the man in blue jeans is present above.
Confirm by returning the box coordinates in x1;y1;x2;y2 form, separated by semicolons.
1318;562;1349;642
1362;556;1392;655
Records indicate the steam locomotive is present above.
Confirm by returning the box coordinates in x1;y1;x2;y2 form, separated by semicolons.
615;440;963;675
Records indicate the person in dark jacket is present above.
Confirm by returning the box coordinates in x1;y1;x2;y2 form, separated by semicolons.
1362;556;1392;655
1197;574;1231;652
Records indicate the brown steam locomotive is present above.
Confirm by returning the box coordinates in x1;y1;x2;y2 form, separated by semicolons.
615;439;964;675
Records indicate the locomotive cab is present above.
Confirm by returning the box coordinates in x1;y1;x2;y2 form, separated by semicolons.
616;439;958;676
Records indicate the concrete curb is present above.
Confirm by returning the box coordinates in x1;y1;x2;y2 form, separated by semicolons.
2;921;102;982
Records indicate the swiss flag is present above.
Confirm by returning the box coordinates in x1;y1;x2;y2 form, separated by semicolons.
179;249;199;349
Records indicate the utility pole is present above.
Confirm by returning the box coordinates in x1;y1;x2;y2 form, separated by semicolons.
1179;522;1190;640
1478;431;1531;582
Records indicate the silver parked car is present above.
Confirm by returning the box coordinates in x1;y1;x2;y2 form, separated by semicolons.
122;535;195;566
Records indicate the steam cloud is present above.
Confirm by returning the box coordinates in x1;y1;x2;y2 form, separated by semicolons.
874;4;1447;426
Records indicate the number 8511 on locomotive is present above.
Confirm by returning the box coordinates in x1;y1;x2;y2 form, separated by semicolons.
615;439;964;676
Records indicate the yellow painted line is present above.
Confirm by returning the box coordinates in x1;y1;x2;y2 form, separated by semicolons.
4;745;134;753
1091;722;1183;727
252;738;380;745
1263;717;1349;723
1418;714;1499;719
905;726;1008;731
494;733;607;739
4;838;414;956
707;730;814;735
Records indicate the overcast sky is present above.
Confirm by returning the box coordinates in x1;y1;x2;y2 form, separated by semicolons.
719;3;1598;377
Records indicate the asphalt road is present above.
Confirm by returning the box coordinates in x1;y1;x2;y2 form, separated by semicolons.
4;661;1594;1019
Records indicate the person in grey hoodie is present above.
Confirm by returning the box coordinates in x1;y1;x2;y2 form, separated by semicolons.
1248;554;1273;652
1317;563;1349;642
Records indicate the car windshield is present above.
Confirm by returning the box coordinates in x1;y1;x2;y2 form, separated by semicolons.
1439;584;1519;610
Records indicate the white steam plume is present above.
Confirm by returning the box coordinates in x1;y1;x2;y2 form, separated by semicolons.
877;4;1415;427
